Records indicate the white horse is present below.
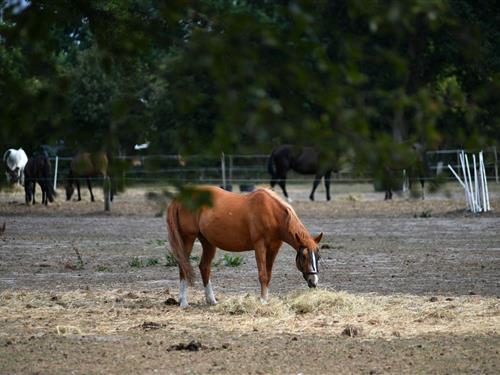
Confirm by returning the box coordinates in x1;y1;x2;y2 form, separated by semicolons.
3;148;28;185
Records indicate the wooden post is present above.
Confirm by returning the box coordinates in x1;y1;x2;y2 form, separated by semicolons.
220;152;226;189
493;146;499;184
104;176;111;211
229;155;233;188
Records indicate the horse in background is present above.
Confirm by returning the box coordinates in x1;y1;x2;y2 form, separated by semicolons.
65;151;113;202
24;154;56;205
268;145;337;201
3;148;28;185
167;186;323;308
382;143;429;200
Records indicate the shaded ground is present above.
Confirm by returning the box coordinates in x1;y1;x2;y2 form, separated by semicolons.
0;183;499;374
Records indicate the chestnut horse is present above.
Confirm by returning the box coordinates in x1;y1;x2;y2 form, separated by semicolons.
65;151;112;202
167;186;323;308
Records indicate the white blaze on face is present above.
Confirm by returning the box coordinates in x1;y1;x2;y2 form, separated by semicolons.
311;251;317;272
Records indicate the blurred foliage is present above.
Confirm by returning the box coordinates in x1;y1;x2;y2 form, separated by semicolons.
1;0;499;192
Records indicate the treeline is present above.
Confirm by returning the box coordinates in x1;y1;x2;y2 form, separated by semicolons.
1;0;498;163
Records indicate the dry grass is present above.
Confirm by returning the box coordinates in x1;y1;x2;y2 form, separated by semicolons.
1;289;498;341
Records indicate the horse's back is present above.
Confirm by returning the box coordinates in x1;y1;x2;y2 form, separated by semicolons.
72;151;108;177
3;148;28;170
195;187;281;251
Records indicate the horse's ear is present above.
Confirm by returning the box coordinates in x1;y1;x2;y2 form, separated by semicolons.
314;232;323;244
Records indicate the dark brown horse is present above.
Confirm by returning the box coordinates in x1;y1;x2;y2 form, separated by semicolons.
382;143;429;200
167;186;323;308
24;154;56;205
268;145;337;201
65;151;113;202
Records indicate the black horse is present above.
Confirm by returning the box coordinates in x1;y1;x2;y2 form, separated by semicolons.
24;154;56;205
382;143;429;200
268;145;337;201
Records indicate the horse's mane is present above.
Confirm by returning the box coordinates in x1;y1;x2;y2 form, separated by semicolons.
256;188;310;242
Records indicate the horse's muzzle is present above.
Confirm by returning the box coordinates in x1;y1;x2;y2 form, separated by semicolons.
305;274;318;288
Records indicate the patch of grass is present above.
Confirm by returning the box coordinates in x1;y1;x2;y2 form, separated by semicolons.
155;239;166;246
96;265;111;272
165;252;178;267
222;254;244;267
212;258;222;267
145;258;159;266
190;255;201;263
129;257;160;268
129;257;143;268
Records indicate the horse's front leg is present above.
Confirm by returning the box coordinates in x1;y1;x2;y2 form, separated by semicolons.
32;182;36;204
324;170;332;201
254;242;269;303
264;242;282;292
198;235;217;305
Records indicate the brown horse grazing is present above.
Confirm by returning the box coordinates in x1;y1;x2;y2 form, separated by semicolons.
167;186;323;308
65;151;112;202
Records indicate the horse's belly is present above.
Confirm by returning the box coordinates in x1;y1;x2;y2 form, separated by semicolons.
199;215;253;251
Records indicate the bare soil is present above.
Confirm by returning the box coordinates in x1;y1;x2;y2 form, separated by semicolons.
0;183;499;374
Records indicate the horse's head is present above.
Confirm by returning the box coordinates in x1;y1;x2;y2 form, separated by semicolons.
5;167;20;184
295;232;323;288
64;179;74;201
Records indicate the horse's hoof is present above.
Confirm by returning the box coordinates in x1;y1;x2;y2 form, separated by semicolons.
259;297;268;305
207;299;218;306
180;301;190;309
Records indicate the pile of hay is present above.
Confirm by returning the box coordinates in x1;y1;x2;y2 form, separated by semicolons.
0;288;498;340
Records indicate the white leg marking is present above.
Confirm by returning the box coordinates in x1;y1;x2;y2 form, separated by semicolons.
179;279;189;308
204;280;217;305
260;285;269;304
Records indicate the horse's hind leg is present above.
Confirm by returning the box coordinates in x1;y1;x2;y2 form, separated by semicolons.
41;182;47;205
310;172;324;201
198;235;217;305
276;174;290;202
87;179;94;202
76;180;82;201
178;235;196;308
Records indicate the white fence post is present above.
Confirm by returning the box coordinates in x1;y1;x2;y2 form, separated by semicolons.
53;156;59;190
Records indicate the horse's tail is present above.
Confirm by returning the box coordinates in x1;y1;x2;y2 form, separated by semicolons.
267;150;276;177
166;201;195;285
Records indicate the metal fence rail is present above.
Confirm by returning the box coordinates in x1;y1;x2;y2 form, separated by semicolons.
48;147;499;187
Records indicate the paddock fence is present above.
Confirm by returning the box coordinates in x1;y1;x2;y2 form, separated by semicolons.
48;147;499;190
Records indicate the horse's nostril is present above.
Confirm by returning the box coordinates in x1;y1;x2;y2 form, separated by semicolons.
307;280;317;288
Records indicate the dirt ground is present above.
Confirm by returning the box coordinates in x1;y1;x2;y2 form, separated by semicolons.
0;182;499;374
